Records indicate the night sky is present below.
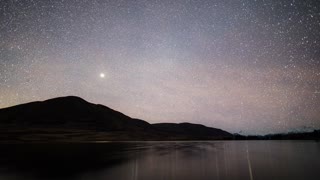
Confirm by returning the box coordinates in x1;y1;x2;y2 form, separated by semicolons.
1;0;319;134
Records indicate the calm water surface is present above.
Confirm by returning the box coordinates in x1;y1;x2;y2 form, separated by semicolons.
0;141;319;180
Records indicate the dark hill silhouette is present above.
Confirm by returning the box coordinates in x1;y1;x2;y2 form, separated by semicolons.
0;96;232;142
233;130;320;140
153;123;232;140
0;96;152;131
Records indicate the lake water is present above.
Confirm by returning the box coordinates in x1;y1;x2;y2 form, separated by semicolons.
0;141;319;180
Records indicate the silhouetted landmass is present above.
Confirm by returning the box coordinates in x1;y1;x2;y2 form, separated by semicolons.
0;96;232;142
153;123;232;140
233;130;320;140
0;96;318;142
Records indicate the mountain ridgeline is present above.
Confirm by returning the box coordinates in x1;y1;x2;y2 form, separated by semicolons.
0;96;232;142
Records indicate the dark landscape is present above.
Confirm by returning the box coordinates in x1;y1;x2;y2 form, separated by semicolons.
0;96;233;142
0;96;319;142
1;97;318;180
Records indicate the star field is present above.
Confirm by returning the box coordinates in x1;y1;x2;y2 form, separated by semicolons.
0;0;320;134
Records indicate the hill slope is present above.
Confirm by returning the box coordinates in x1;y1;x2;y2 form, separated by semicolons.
0;96;232;141
153;123;232;140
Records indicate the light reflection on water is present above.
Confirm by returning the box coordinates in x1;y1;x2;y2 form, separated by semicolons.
0;141;319;180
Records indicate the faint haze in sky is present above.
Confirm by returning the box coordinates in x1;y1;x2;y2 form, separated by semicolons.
0;0;319;134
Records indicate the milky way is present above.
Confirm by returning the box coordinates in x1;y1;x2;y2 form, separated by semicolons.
1;0;320;134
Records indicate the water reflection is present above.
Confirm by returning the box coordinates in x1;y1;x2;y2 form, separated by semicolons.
0;141;319;180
